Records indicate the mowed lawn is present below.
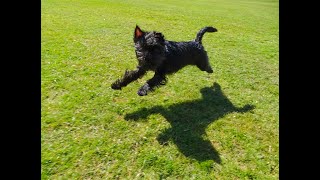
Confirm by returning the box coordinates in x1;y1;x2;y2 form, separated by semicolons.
41;0;278;179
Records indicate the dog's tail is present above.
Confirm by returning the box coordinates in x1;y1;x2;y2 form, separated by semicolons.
195;26;218;43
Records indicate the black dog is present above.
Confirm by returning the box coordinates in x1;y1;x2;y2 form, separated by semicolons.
111;25;217;96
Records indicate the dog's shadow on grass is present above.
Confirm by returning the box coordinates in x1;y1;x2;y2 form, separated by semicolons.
124;82;255;163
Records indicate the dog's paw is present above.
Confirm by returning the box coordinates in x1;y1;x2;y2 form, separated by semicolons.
206;67;213;73
111;83;122;90
137;89;147;96
138;84;150;96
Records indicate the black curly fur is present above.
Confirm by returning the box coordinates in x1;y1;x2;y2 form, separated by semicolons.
111;25;218;96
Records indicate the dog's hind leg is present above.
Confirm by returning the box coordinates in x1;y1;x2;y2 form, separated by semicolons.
111;67;146;90
137;72;167;96
196;55;213;73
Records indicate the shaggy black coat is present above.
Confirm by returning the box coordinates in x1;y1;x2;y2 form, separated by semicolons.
111;25;217;96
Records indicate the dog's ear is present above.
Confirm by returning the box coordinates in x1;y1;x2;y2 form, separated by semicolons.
134;25;144;39
154;32;165;45
155;32;164;40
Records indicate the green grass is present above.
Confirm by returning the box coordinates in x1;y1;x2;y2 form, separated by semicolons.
41;0;279;179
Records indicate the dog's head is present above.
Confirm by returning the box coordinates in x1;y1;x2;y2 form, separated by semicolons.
133;25;165;50
133;25;166;69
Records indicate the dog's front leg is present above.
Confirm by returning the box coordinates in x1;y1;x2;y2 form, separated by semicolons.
111;67;146;90
137;72;166;96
